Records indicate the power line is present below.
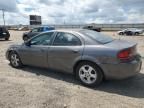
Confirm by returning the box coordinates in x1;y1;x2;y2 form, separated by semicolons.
0;9;5;26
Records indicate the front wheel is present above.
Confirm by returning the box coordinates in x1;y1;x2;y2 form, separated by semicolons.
5;37;9;40
9;52;23;68
76;62;103;87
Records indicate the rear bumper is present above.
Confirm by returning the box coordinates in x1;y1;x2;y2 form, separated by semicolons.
101;57;142;80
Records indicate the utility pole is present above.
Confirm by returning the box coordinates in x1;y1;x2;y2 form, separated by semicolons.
1;9;5;26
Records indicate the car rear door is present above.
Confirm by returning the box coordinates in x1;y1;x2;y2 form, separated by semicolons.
48;32;84;73
19;32;54;67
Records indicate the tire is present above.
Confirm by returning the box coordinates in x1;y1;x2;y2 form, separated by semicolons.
76;62;103;87
23;36;29;41
126;31;133;36
5;37;9;40
135;32;139;35
9;51;23;68
119;32;124;35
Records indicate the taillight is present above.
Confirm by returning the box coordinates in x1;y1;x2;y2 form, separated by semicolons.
118;49;132;60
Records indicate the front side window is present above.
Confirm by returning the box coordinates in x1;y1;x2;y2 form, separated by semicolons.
53;32;81;46
30;32;54;45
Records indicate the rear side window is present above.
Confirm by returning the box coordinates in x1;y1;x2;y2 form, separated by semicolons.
45;27;49;31
0;27;7;33
53;32;81;46
38;27;43;32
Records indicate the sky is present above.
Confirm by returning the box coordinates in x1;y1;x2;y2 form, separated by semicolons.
0;0;144;25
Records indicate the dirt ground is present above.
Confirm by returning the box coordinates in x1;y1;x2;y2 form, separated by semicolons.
0;30;144;108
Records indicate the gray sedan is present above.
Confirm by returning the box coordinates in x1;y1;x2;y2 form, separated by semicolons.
6;29;142;86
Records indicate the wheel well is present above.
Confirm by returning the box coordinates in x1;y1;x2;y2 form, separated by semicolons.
73;60;105;79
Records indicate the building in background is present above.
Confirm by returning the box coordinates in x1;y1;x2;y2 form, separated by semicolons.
29;15;42;25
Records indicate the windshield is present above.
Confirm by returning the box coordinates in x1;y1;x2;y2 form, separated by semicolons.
80;30;114;44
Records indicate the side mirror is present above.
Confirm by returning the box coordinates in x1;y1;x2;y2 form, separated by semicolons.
29;29;33;32
25;41;31;46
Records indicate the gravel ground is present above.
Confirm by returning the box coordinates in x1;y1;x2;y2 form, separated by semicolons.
0;30;144;108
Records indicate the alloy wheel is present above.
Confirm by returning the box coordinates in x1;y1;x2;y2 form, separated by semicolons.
10;53;20;67
79;65;97;84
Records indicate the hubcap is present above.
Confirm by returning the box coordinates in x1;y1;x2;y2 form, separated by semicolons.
10;53;20;67
79;65;97;84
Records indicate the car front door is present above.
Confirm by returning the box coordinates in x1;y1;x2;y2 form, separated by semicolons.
48;32;84;73
19;32;54;67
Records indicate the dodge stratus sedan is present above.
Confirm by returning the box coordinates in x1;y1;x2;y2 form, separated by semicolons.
6;29;142;86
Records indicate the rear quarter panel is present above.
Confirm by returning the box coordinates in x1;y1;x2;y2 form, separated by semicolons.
82;45;119;65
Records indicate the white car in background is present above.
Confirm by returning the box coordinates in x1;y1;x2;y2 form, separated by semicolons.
118;28;144;36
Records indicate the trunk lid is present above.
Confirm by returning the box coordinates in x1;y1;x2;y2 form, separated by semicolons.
105;39;137;51
105;39;138;61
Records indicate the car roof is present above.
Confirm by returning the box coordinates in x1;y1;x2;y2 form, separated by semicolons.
46;29;83;33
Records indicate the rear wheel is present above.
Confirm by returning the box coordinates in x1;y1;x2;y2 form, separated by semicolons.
76;62;103;87
5;37;9;40
9;52;23;68
135;32;139;35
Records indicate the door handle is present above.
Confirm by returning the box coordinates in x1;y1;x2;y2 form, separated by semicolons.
72;50;79;53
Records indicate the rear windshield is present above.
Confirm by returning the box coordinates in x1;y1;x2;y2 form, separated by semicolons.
80;30;114;44
0;28;3;32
